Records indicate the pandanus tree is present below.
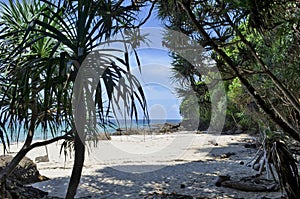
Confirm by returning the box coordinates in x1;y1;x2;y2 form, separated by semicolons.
0;0;151;198
157;0;300;198
170;53;211;130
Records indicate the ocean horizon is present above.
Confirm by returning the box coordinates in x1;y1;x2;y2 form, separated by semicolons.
3;119;182;143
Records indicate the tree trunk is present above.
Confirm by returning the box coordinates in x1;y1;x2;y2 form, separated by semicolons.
65;57;86;198
197;97;203;131
65;133;85;199
224;13;300;114
0;100;38;182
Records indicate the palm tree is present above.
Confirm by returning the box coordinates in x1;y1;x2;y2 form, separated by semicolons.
0;0;150;198
0;0;71;183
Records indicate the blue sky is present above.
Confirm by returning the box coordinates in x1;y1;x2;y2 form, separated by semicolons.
137;3;164;27
98;3;183;120
131;49;182;120
121;4;183;120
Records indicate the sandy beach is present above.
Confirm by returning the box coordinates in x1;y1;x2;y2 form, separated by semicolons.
2;132;284;198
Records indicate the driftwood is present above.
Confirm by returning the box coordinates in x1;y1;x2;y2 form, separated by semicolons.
215;175;280;192
221;180;279;192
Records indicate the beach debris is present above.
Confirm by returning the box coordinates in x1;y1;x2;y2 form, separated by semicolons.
214;175;230;187
221;180;279;192
220;152;236;159
35;154;49;163
244;143;257;148
208;139;218;146
216;175;280;192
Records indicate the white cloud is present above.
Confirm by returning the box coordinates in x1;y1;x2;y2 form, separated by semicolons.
129;49;183;119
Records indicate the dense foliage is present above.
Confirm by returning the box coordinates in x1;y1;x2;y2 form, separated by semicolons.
158;0;300;134
157;0;300;198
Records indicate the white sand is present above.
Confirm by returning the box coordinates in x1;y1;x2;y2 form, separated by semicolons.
1;132;284;198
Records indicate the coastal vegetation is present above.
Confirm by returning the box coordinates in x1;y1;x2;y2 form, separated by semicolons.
157;0;300;198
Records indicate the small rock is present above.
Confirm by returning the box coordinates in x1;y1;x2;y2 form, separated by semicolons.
0;155;49;184
214;175;230;187
35;155;49;163
253;163;260;171
240;161;244;165
180;183;186;188
208;140;218;146
244;143;257;148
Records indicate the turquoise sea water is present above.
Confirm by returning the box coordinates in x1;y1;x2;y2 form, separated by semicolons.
2;119;182;143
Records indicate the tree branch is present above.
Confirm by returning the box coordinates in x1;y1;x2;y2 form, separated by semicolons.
224;13;300;114
179;1;300;141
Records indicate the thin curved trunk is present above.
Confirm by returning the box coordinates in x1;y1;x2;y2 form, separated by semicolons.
0;133;68;179
197;95;203;131
65;57;85;198
0;99;37;182
189;76;203;131
224;13;300;114
65;133;85;199
0;105;68;183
